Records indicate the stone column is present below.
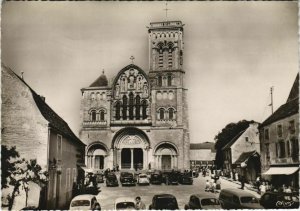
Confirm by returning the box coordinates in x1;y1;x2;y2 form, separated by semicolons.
91;156;94;169
130;148;134;170
158;155;161;169
171;155;174;168
174;156;178;169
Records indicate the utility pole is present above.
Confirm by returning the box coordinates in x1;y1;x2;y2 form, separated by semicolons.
269;87;274;114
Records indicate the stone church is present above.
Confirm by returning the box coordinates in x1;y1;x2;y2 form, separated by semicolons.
79;20;190;171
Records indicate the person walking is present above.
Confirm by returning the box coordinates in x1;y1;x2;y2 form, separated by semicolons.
259;182;266;195
135;196;146;210
240;175;245;190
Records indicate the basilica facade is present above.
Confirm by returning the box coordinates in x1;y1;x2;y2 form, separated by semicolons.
79;20;190;171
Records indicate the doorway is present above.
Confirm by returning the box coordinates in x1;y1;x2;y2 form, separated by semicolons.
161;155;171;170
133;148;143;170
121;148;131;169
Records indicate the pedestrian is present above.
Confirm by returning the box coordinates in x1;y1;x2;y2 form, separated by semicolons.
148;162;151;170
256;176;261;190
135;196;146;210
205;180;210;191
281;184;287;192
116;164;119;172
240;175;245;190
285;186;292;193
259;182;266;195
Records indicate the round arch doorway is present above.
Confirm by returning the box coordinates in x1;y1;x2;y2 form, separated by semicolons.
113;128;150;170
154;143;178;170
86;143;108;170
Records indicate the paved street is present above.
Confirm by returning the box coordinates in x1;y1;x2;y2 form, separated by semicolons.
95;173;261;210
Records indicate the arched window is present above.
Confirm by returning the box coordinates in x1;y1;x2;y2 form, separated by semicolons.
115;101;121;120
129;92;134;120
142;100;147;120
91;110;97;121
157;42;164;68
167;75;172;86
100;110;105;121
168;108;174;120
136;95;141;120
122;95;127;120
158;76;162;87
159;108;165;120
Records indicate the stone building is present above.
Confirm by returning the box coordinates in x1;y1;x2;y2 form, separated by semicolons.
259;73;299;190
79;20;190;171
190;142;216;169
1;65;85;210
222;122;261;183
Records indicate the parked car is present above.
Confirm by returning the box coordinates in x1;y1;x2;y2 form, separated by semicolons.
114;197;136;210
163;170;179;185
120;172;136;186
149;194;179;210
184;193;221;210
150;170;163;184
95;173;104;183
178;172;193;185
83;185;101;195
69;194;101;210
106;173;119;187
137;173;150;185
219;188;263;209
260;191;299;209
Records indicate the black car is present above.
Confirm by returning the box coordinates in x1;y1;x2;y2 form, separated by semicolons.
120;172;136;186
163;171;179;185
260;191;299;209
150;170;163;185
95;173;104;183
149;194;179;210
184;193;221;210
178;173;193;185
106;173;119;187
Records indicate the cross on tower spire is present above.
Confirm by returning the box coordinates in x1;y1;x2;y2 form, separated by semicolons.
164;2;170;21
130;55;135;64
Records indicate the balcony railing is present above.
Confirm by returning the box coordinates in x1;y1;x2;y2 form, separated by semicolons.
111;119;151;126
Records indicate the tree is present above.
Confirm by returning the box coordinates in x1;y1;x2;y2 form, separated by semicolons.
1;145;48;210
214;120;255;169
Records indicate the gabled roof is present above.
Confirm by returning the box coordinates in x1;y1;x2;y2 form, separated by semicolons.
222;130;245;150
190;142;216;152
234;150;259;165
260;73;299;128
2;64;85;146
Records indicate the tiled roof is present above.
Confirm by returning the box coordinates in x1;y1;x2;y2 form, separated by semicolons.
260;97;299;127
190;142;216;152
287;73;299;103
90;71;108;87
3;64;85;146
234;150;258;165
222;130;245;150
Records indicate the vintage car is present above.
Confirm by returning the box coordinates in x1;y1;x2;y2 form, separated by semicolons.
260;191;299;209
137;173;150;185
95;173;104;183
163;170;179;185
106;173;119;187
114;197;136;210
120;172;136;186
178;172;193;185
184;193;221;210
69;194;101;210
150;170;163;185
149;194;179;210
219;188;263;209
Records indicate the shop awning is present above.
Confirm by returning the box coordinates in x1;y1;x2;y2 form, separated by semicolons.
263;167;299;175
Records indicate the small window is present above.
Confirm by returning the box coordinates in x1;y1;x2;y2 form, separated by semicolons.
286;141;290;157
168;108;174;120
159;108;165;120
91;110;97;121
277;125;283;137
289;120;295;134
100;110;105;121
167;75;172;86
264;129;269;140
278;141;285;158
158;76;162;87
245;137;249;142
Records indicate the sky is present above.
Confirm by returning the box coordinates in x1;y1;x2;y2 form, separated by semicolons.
1;1;298;143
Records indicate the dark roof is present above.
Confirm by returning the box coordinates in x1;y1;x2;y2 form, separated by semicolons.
190;142;216;152
260;97;299;128
3;64;85;146
287;73;299;102
222;130;245;150
260;73;299;128
89;71;108;87
234;150;258;165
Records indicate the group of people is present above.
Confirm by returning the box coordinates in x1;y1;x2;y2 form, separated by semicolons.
205;179;221;193
255;177;294;195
